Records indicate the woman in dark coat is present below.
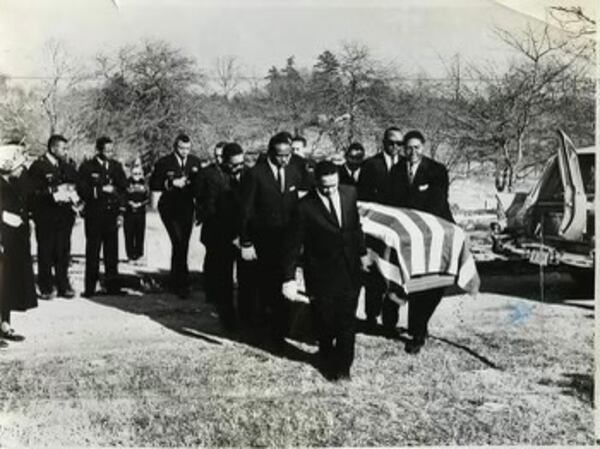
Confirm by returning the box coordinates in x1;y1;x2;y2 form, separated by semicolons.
0;144;37;346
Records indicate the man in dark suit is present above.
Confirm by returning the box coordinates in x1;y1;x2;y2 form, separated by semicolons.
389;129;454;354
357;127;404;332
357;127;403;203
290;135;315;191
197;143;247;329
28;135;79;299
283;161;369;380
77;137;127;297
149;133;202;298
195;142;227;304
240;132;303;348
338;142;365;187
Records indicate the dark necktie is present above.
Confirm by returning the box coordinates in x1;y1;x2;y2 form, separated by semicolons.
327;195;340;228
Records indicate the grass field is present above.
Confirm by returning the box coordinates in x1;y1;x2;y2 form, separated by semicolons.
0;213;595;447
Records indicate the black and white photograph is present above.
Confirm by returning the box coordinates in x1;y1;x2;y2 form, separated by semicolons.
0;0;596;446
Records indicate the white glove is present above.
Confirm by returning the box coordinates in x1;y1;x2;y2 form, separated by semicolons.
241;245;258;261
102;184;115;194
52;190;68;203
387;290;408;308
2;211;23;227
282;280;298;301
360;254;372;272
172;177;187;188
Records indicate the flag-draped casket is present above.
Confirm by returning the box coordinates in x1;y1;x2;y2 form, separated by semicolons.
358;202;480;296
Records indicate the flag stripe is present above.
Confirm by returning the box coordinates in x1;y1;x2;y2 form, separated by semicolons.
413;210;445;272
358;202;480;296
363;222;409;281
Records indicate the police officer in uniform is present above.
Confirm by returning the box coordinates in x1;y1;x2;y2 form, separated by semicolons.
77;137;127;297
149;133;202;298
28;135;79;299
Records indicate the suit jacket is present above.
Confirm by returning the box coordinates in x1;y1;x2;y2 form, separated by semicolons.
240;159;303;245
283;185;366;297
389;156;454;222
356;153;397;204
149;152;202;212
77;157;127;215
27;154;79;220
289;153;316;190
197;164;246;245
338;163;362;187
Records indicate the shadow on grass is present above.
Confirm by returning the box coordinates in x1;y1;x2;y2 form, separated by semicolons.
539;373;594;405
451;260;594;309
85;272;340;380
429;335;502;370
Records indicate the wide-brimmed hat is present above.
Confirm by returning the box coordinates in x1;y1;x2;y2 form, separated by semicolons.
0;144;27;174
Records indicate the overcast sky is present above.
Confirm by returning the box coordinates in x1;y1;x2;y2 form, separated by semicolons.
0;0;596;84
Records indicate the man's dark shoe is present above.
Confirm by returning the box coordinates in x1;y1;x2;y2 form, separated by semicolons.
81;290;95;298
336;370;352;382
58;288;75;299
405;338;425;355
383;326;399;339
39;291;54;300
0;329;25;342
0;340;8;349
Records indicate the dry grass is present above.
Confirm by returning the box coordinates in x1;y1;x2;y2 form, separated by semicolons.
0;213;594;447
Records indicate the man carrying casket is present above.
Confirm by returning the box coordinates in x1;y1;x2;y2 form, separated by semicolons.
388;129;455;354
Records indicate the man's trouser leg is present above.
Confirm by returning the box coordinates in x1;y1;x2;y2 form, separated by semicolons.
102;213;120;292
35;218;56;294
408;288;445;341
84;216;102;294
55;214;74;292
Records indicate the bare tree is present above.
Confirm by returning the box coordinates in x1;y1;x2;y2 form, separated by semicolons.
40;39;87;135
442;22;590;190
213;56;242;99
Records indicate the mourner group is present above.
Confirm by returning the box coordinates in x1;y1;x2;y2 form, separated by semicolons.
0;127;454;381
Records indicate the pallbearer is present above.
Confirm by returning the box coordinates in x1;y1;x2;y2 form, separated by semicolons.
389;129;454;354
123;164;149;263
282;161;370;380
77;137;127;297
28;134;79;299
239;132;303;350
149;134;202;298
357;127;404;333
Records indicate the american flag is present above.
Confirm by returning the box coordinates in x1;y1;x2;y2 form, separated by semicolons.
358;202;480;296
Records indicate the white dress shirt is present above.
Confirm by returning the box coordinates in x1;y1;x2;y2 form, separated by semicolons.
46;152;59;167
383;152;398;172
407;160;421;183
